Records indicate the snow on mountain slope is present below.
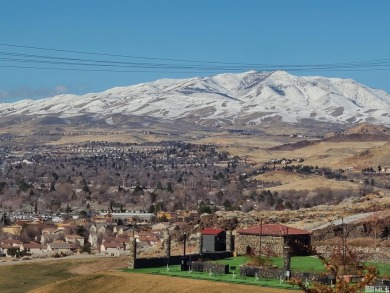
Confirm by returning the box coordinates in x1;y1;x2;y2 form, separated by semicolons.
1;71;389;126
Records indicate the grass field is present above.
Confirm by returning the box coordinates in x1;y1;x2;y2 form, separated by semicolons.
203;255;325;273
1;255;390;293
366;262;390;277
123;256;325;291
0;257;299;293
0;260;78;293
126;264;299;291
271;256;325;273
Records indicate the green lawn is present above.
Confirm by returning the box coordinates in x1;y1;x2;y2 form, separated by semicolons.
127;264;299;290
212;255;250;267
127;254;390;292
212;255;325;273
272;256;325;273
126;255;322;290
366;262;390;277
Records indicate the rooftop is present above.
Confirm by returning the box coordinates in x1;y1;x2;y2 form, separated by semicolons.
238;224;311;236
202;228;225;236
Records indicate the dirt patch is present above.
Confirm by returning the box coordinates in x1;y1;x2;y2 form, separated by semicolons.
30;271;298;293
267;140;317;151
68;257;129;275
254;171;307;184
325;134;390;142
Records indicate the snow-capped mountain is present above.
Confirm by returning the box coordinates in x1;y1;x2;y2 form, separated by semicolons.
1;71;390;127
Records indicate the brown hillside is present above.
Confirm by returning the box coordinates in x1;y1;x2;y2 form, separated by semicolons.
336;123;390;136
254;171;308;185
264;177;360;192
336;141;390;169
325;133;390;143
267;140;317;151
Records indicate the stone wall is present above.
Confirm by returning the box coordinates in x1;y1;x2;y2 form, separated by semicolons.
163;231;171;258
130;251;232;269
192;261;229;274
226;231;233;252
235;234;284;256
196;232;202;254
312;219;390;241
315;245;390;262
235;234;311;256
127;237;137;269
240;265;321;281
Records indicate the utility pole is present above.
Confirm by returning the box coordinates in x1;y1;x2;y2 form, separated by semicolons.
342;217;346;276
284;226;291;280
259;219;262;260
183;232;187;256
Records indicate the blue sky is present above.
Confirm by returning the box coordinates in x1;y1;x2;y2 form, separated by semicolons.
0;0;389;102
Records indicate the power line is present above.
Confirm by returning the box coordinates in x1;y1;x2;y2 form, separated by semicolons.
3;64;390;75
0;42;390;73
2;62;390;74
2;43;390;68
0;52;257;71
0;64;231;74
0;42;268;66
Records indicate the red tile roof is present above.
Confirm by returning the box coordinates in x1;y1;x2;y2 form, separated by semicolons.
0;244;12;249
102;242;124;249
112;237;128;243
202;228;225;235
21;242;43;249
238;224;311;236
49;242;71;249
65;234;84;239
2;239;23;245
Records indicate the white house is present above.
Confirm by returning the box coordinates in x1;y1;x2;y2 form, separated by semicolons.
100;242;125;256
47;242;72;255
88;233;98;248
20;242;46;256
65;234;85;246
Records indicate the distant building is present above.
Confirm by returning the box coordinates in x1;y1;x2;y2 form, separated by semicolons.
2;224;23;235
201;228;226;253
88;233;98;248
100;242;126;256
0;239;23;256
157;211;174;220
65;234;85;246
98;212;154;223
47;242;72;254
20;242;45;256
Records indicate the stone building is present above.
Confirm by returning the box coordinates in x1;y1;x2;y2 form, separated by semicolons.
235;224;311;257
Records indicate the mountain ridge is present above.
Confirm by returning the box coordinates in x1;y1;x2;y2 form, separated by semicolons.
1;71;389;128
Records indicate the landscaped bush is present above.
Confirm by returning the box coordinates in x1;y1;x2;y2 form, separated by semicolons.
247;255;272;267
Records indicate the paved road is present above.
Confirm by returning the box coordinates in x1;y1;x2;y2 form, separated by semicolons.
313;212;373;230
0;253;110;266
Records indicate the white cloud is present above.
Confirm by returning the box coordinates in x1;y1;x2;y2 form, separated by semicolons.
0;85;70;102
54;85;68;94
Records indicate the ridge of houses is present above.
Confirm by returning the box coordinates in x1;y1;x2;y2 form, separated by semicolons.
0;211;196;258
